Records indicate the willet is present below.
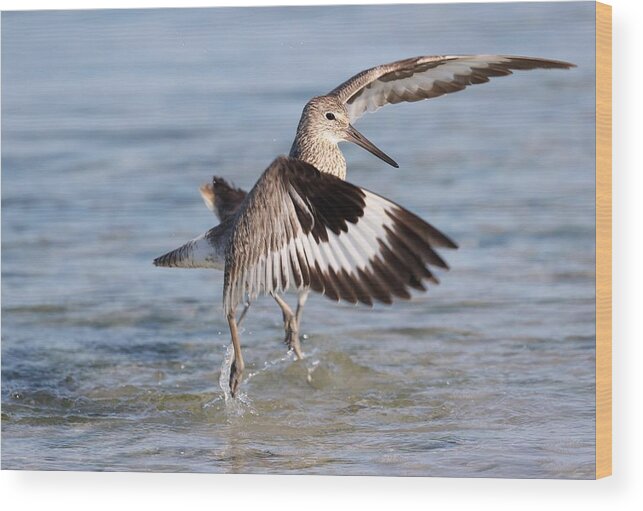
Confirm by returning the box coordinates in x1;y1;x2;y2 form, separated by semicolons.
156;156;457;396
154;54;574;396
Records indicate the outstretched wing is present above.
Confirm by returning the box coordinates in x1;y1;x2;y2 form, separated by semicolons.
223;157;457;313
328;55;575;122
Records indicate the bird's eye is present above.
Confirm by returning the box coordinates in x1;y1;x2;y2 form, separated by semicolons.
325;112;336;121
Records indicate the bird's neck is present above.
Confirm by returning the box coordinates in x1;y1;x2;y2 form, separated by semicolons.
290;132;347;180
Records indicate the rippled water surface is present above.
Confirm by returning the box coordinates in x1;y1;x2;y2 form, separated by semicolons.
2;2;596;477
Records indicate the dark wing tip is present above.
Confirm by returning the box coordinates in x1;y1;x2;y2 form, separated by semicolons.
543;58;577;69
444;237;459;250
504;55;577;70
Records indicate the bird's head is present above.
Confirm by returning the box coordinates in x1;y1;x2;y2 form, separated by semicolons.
299;96;398;168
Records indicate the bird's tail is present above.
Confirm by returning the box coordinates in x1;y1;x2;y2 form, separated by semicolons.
153;230;225;270
199;177;247;222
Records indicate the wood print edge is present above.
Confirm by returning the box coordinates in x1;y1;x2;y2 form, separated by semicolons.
595;0;612;480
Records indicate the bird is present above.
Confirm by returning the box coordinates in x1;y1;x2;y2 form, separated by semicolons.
155;156;457;396
154;54;575;395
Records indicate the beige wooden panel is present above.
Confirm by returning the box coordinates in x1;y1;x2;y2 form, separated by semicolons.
595;1;612;480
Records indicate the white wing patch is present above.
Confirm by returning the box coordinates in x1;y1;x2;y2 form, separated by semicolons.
241;191;404;304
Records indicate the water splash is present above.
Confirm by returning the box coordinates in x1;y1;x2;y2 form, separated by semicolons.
306;358;320;385
205;343;256;417
218;343;235;402
245;349;296;383
207;346;303;416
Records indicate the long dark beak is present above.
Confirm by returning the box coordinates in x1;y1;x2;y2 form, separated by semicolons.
344;124;399;168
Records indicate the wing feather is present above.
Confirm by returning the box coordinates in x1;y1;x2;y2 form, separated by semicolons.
328;55;575;122
223;157;457;313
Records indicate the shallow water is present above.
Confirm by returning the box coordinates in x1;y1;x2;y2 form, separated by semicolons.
1;2;596;477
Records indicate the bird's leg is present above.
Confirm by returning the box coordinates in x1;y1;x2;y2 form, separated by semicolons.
227;310;245;398
294;290;309;332
272;293;303;360
237;298;251;326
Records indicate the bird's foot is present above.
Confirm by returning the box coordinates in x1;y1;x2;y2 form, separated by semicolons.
229;359;244;398
284;316;303;360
